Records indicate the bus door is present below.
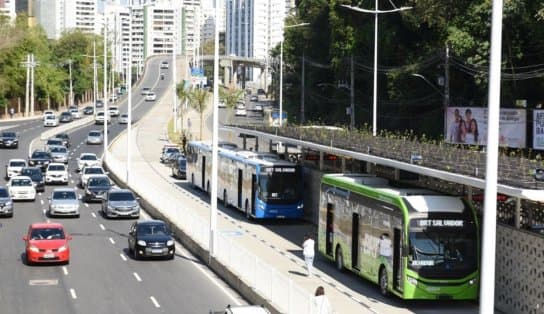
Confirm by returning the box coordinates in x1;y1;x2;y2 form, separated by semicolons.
351;213;360;270
237;169;243;208
201;156;206;189
325;204;334;256
393;228;402;292
251;174;256;214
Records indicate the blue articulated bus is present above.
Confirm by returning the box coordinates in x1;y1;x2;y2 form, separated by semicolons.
186;141;304;219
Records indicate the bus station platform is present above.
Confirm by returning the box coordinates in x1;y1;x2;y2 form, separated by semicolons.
105;84;482;313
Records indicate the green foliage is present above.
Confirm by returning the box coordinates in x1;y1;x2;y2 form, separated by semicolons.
188;88;210;140
219;86;243;109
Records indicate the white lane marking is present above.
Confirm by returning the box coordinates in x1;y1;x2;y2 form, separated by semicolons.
85;203;89;208
133;272;142;282
70;289;77;299
120;253;127;261
90;211;95;217
99;224;105;230
38;192;42;196
29;279;58;286
109;237;115;245
42;209;46;214
62;266;68;276
150;296;160;308
177;243;242;306
40;199;44;205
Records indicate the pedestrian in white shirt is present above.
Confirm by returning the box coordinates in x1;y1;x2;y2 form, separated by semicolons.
303;233;315;276
312;286;334;314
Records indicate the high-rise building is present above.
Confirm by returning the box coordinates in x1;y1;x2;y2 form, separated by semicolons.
0;0;16;22
105;3;131;74
200;0;225;44
225;0;286;82
35;0;98;39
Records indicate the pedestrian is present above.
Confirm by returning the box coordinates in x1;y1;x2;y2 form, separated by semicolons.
9;107;14;119
312;286;334;314
302;233;315;276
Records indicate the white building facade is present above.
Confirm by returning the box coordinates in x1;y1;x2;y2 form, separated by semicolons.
0;0;16;22
35;0;98;40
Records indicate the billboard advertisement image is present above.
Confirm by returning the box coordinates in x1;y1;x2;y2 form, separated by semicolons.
445;107;526;148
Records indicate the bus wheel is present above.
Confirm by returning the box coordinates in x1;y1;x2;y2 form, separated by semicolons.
223;190;228;207
335;247;344;271
379;267;389;297
191;174;195;188
245;200;250;218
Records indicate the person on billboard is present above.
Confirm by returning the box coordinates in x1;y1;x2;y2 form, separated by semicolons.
463;109;479;144
448;109;464;143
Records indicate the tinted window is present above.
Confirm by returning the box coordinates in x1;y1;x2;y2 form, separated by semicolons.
21;168;42;179
52;191;76;199
11;179;32;186
81;155;97;160
89;132;101;137
109;192;135;201
50;147;67;153
137;223;168;236
1;132;16;137
48;165;65;171
10;161;26;167
0;188;8;197
47;140;62;145
84;168;104;174
89;178;109;186
31;151;49;158
30;228;65;240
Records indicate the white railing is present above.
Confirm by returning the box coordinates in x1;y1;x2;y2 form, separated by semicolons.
105;153;316;313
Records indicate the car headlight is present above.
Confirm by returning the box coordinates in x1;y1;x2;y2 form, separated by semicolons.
5;201;12;206
29;245;40;253
29;161;35;165
137;240;146;246
166;240;174;246
58;245;67;252
107;205;115;210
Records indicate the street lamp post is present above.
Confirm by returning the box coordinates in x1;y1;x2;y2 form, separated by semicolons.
279;22;309;127
67;59;73;108
341;3;412;136
411;73;449;137
103;18;109;162
126;13;133;184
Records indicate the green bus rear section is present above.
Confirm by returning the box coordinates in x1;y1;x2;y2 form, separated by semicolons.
318;174;480;300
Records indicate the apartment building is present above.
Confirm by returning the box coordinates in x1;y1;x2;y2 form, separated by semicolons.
0;0;16;22
35;0;98;40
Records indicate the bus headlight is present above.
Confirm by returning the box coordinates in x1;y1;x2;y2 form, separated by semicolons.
297;204;304;210
407;276;418;286
469;278;477;285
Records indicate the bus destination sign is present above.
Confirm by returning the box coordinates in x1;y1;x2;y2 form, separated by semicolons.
416;219;464;228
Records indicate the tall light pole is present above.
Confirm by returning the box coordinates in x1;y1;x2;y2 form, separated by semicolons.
103;19;109;162
172;31;178;133
21;54;31;116
279;22;309;127
126;14;133;184
93;40;98;114
411;73;448;136
480;1;504;313
341;3;412;136
67;59;73;108
30;54;38;116
209;0;221;260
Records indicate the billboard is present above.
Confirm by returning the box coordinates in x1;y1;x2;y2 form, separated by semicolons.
445;107;526;148
533;110;544;149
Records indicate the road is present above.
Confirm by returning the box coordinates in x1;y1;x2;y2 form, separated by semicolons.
0;57;245;314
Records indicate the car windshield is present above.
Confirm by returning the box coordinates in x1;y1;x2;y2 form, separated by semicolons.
97;112;104;116
137;223;168;236
10;161;26;167
0;188;8;197
1;132;16;137
45;116;55;120
32;151;49;158
121;114;128;118
84;168;104;175
11;179;32;186
48;165;65;171
110;107;118;110
109;192;135;201
89;178;109;186
30;228;65;240
50;147;67;153
47;140;62;145
81;155;97;161
165;147;179;154
52;191;76;200
89;132;101;137
56;134;68;139
61;112;71;116
21;168;41;179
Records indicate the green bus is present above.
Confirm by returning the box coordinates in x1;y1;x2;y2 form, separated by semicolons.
318;173;480;300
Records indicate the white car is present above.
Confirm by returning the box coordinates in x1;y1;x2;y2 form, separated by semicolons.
218;101;226;108
95;111;111;124
69;108;81;119
45;163;68;185
79;166;106;188
43;115;59;127
108;106;120;117
42;110;55;120
77;153;101;171
235;107;247;116
118;113;129;124
5;159;27;179
254;104;263;112
109;94;118;102
145;92;156;101
7;176;36;201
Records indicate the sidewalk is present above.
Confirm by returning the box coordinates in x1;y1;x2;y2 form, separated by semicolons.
105;83;383;313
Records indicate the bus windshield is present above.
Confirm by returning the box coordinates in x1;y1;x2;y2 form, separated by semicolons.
258;166;300;204
408;218;477;279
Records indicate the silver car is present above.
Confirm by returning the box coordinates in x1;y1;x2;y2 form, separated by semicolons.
101;189;140;218
48;145;69;164
48;188;80;217
0;186;14;217
86;130;104;145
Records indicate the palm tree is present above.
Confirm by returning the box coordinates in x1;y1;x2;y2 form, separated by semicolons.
219;86;244;124
176;83;191;129
188;88;210;140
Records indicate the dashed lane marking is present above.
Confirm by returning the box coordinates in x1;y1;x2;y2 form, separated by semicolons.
99;224;105;230
29;279;58;286
150;296;160;308
109;237;115;245
120;253;127;261
62;266;68;276
70;289;77;299
133;272;142;282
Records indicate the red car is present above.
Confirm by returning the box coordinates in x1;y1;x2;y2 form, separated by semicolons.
23;222;72;265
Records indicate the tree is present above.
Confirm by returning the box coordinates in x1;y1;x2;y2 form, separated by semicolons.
176;82;191;127
219;86;243;124
188;88;210;140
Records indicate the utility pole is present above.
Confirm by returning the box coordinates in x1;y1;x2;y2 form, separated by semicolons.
300;51;305;123
30;54;37;116
93;40;98;114
350;55;355;129
444;45;450;137
103;20;109;162
173;32;178;133
67;59;73;107
22;54;30;116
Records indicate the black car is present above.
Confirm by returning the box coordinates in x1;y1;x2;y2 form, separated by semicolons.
84;175;113;202
59;112;73;123
21;167;45;192
83;106;94;115
0;131;18;148
171;156;187;179
28;150;52;171
54;133;70;148
128;220;175;260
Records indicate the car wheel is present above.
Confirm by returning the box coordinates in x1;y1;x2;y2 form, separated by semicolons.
133;249;141;260
25;254;33;266
75;214;80;218
168;253;175;260
379;267;389;297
